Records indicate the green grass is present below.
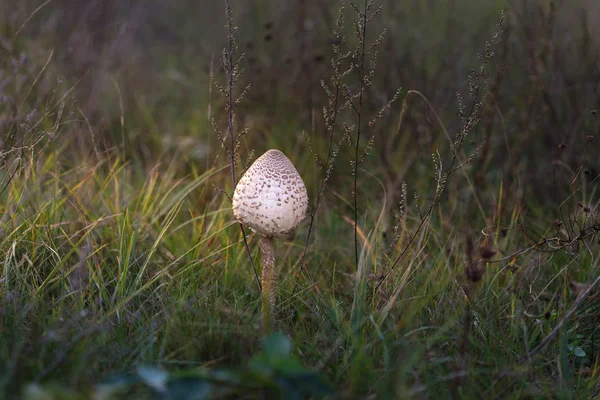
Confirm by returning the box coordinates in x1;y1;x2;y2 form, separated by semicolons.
1;0;600;399
1;143;597;398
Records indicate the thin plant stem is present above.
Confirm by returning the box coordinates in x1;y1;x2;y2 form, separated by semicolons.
353;0;368;271
291;2;347;299
225;1;235;187
376;12;505;290
223;0;261;291
518;269;600;364
300;4;345;280
374;96;476;292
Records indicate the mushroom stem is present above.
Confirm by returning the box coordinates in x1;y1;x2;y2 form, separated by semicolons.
258;235;276;333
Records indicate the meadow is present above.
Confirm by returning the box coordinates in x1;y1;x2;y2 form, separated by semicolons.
0;0;599;398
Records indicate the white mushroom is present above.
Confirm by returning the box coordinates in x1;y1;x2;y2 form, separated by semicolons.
232;149;308;332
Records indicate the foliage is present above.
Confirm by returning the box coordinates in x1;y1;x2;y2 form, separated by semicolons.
0;0;599;399
20;333;332;399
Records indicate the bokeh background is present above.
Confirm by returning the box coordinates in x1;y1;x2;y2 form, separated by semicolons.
1;0;599;397
3;0;599;189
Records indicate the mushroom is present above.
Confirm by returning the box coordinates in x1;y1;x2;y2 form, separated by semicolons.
232;149;308;332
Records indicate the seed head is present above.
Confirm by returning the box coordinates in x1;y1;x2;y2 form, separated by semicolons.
478;245;497;260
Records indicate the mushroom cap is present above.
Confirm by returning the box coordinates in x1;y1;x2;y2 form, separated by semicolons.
232;149;308;237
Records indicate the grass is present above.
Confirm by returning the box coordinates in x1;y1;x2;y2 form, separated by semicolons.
1;0;599;398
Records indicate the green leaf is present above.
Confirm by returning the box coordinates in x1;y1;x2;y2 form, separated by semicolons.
274;378;303;400
137;365;168;392
167;377;212;400
22;383;84;400
271;357;309;374
570;346;586;358
283;372;335;396
206;368;242;385
95;373;141;399
294;373;335;396
248;356;274;377
98;372;141;386
23;384;58;400
261;332;292;360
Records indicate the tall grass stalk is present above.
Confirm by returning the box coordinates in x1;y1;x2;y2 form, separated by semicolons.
221;0;260;290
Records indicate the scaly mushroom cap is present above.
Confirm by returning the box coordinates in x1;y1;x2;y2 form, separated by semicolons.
232;149;308;237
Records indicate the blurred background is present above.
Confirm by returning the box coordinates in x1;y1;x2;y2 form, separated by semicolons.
1;0;599;206
0;1;599;396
